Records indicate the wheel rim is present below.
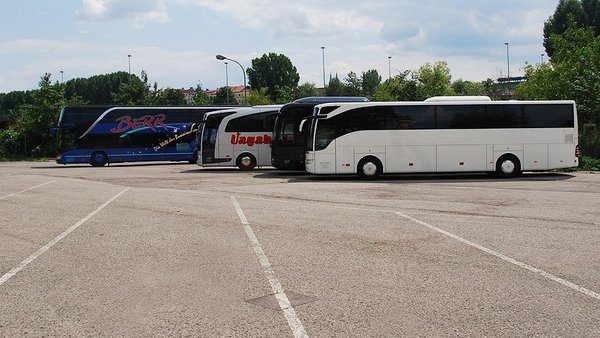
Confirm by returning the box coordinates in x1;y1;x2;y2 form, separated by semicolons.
240;156;252;167
94;153;105;164
362;162;378;176
500;160;515;174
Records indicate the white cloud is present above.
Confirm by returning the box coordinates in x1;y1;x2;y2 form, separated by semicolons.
75;0;169;26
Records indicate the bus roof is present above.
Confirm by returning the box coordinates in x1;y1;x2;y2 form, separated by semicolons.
292;96;369;104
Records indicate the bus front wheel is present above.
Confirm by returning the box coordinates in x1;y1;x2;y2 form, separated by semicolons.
237;153;256;171
90;151;108;167
495;154;521;178
357;156;382;179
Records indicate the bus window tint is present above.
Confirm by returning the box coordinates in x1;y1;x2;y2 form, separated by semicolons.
225;111;277;132
523;104;574;128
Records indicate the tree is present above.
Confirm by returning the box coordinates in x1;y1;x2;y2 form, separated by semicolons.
451;79;486;96
325;76;344;96
111;71;150;105
244;87;271;105
361;69;381;98
65;71;134;104
296;82;318;99
542;0;598;58
212;87;237;105
415;61;455;98
516;23;600;157
343;71;362;96
372;71;420;101
12;73;83;156
149;88;186;105
246;53;300;102
193;84;212;105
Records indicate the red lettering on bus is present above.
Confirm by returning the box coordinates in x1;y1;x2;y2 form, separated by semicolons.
110;114;168;133
230;132;272;146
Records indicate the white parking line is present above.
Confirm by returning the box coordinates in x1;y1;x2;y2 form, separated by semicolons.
0;188;130;286
0;180;55;200
230;196;309;338
396;211;600;302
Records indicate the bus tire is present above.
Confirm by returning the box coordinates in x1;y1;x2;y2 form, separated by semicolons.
357;156;382;179
495;154;521;178
90;151;108;167
237;153;256;171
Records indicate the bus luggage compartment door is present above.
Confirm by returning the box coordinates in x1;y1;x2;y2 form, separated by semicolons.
336;146;355;174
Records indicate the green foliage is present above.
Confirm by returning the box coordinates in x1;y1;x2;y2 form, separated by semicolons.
148;88;186;105
65;71;134;104
0;129;24;158
244;87;271;105
361;69;381;98
452;79;486;96
372;71;420;101
579;155;600;171
516;22;600;159
193;85;212;105
10;73;83;156
274;86;294;104
112;71;151;105
544;0;600;58
296;82;318;99
212;87;237;105
246;53;300;102
343;71;363;96
325;76;344;96
415;61;455;98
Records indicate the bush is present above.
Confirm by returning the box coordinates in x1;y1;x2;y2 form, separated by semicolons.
579;155;600;171
0;129;24;158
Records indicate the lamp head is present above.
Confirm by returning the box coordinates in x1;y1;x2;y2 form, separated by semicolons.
216;54;226;60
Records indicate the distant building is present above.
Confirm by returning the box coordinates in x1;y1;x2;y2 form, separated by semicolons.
179;87;196;104
206;85;247;103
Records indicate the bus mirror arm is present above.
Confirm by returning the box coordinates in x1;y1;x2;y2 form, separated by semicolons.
299;119;308;133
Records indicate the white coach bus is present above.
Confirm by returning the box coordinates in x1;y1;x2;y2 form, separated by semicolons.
198;105;282;170
304;97;579;178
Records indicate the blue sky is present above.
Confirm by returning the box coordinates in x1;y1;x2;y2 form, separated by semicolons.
0;0;558;93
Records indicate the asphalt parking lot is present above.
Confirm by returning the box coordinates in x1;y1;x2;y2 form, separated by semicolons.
0;161;599;337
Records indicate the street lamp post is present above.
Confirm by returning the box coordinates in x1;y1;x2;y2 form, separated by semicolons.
216;54;247;100
225;62;229;103
321;46;326;89
541;53;545;64
504;42;510;98
128;54;132;75
388;56;391;80
60;70;64;83
504;42;510;82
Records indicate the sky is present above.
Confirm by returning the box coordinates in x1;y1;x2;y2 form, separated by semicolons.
0;0;559;93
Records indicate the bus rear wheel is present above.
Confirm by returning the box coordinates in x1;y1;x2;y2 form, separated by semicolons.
357;156;382;179
90;151;108;167
237;153;256;171
495;154;521;178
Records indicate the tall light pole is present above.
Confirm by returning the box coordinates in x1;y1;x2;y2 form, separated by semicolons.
321;46;326;89
60;70;64;83
504;42;510;82
128;54;132;75
225;62;229;103
388;56;391;80
541;53;545;64
216;54;246;100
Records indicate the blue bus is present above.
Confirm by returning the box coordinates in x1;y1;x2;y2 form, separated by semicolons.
53;105;235;166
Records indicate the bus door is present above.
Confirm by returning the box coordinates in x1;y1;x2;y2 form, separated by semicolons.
201;112;234;165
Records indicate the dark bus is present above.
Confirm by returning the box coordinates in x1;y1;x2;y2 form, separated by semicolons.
53;105;235;166
271;97;369;169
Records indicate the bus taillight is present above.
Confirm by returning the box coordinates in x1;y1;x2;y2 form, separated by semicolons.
575;145;580;158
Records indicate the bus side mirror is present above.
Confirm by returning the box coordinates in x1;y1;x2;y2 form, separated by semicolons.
299;119;308;133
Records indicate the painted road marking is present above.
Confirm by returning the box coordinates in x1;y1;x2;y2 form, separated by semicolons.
0;188;130;286
230;196;309;338
0;181;55;200
395;211;600;301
